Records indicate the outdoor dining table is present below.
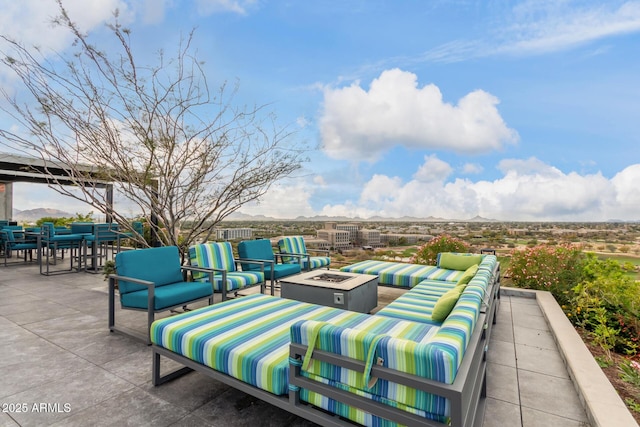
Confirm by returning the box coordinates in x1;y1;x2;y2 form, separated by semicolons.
33;227;91;276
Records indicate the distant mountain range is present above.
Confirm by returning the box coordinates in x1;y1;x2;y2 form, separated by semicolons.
225;212;499;222
11;208;498;223
13;208;72;222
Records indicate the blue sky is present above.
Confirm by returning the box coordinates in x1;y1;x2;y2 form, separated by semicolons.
2;0;640;221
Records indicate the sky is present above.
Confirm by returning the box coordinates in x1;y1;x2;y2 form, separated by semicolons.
1;0;640;221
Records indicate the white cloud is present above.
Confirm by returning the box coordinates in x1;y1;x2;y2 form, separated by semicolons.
503;0;640;54
609;164;640;219
238;181;316;219
416;1;640;63
413;155;453;183
461;163;483;174
0;0;130;52
320;69;518;162
317;157;640;221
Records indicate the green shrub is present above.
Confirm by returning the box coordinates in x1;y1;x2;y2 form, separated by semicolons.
410;234;470;265
572;254;640;355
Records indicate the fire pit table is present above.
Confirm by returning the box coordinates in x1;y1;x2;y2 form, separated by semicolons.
280;270;378;313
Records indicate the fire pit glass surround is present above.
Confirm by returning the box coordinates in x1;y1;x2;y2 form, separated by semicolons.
310;273;352;283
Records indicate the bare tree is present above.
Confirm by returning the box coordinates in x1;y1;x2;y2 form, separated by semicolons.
0;2;305;256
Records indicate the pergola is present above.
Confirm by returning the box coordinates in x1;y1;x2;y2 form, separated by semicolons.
0;152;113;222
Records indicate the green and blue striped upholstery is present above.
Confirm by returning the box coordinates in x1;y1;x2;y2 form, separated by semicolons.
299;384;437;426
372;281;454;325
340;260;465;287
189;242;264;292
277;236;330;270
292;280;488;424
374;256;497;325
151;294;438;396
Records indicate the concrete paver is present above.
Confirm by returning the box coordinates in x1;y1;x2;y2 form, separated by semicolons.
0;264;597;426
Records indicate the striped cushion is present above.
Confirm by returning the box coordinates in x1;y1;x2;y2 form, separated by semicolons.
189;242;236;281
340;260;463;287
299;377;445;426
278;236;330;270
150;294;438;396
291;286;485;423
277;236;308;263
373;280;457;324
211;271;264;292
304;256;330;270
292;320;456;421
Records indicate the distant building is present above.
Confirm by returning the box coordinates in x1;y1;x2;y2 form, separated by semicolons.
335;223;360;245
358;229;382;247
317;229;350;249
215;227;253;240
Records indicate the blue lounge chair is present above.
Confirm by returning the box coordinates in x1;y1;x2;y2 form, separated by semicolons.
277;236;331;271
108;245;215;344
237;239;302;292
189;241;266;301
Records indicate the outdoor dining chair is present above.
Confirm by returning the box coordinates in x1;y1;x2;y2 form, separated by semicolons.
0;229;38;266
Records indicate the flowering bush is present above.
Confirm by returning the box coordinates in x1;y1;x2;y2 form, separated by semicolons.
505;244;585;305
410;234;470;265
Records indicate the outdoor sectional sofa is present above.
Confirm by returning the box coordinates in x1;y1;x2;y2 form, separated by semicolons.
150;253;500;427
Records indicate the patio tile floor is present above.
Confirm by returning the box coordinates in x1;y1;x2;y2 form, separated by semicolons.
0;264;593;426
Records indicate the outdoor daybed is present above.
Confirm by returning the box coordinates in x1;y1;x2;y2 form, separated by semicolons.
150;253;500;427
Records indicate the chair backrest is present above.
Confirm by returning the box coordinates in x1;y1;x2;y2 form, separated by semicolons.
132;221;144;236
115;246;184;295
95;223;119;241
42;222;55;238
0;229;14;243
71;222;94;234
278;236;308;263
189;242;237;281
237;239;274;272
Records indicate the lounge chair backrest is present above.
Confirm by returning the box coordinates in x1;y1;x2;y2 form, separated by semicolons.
237;239;274;272
115;246;184;294
278;236;307;263
189;242;237;281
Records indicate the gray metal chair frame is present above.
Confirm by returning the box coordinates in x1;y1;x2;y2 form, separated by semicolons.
108;265;215;344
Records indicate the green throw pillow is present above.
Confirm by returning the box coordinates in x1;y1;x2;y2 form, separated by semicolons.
456;264;479;286
431;287;463;323
438;252;482;271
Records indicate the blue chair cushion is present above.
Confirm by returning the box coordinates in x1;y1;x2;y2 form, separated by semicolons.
269;263;301;280
116;246;185;294
47;233;87;242
10;242;38;250
120;281;213;310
